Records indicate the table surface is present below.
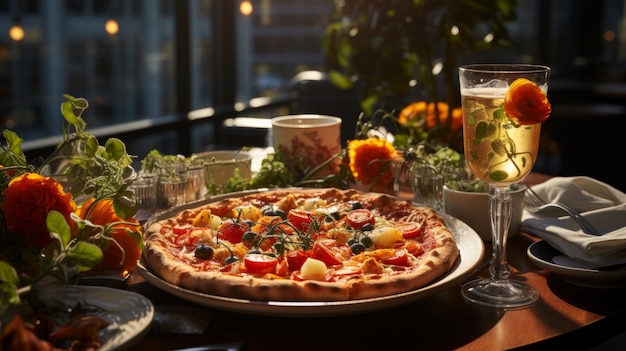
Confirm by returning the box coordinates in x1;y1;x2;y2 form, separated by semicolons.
124;173;626;351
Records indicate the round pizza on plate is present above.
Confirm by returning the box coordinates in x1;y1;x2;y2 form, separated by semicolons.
142;188;460;301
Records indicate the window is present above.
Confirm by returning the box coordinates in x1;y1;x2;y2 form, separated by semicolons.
1;0;625;171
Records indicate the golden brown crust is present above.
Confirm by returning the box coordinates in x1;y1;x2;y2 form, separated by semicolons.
143;188;460;301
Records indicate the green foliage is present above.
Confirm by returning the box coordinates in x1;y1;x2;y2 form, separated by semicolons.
323;0;519;114
141;149;184;174
244;153;295;189
54;97;136;218
0;131;26;169
0;95;138;311
0;261;19;310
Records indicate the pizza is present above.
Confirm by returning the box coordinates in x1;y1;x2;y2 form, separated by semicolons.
142;188;460;301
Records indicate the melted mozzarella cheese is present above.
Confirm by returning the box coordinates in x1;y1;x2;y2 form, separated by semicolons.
189;228;213;242
300;257;327;280
299;197;322;211
369;226;404;249
233;205;262;222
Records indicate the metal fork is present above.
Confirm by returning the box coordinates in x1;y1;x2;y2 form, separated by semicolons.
523;183;601;235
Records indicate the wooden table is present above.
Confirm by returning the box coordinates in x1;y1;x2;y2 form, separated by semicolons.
125;173;626;350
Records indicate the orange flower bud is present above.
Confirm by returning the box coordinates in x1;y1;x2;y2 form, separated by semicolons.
78;198;142;273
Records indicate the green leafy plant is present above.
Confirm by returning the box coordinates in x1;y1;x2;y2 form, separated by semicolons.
1;95;136;217
323;0;518;114
0;95;139;312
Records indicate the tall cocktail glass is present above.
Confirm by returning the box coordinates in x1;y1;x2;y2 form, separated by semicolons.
458;64;551;308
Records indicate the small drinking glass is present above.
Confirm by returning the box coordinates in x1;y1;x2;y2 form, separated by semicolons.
412;165;444;210
130;174;157;223
156;162;188;211
186;161;207;202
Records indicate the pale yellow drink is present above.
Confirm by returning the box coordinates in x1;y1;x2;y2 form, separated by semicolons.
461;87;541;187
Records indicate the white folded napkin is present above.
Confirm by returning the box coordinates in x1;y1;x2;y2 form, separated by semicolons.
521;176;626;268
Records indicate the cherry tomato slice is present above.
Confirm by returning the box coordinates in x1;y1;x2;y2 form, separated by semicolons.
381;248;410;266
286;249;310;271
345;209;374;230
287;209;314;231
396;222;423;239
311;242;342;267
218;219;248;243
243;254;278;274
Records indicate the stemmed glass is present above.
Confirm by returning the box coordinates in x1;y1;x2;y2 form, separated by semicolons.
458;64;551;308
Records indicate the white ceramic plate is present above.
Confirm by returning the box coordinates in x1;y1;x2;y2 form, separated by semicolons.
527;240;626;288
1;284;154;350
139;196;484;317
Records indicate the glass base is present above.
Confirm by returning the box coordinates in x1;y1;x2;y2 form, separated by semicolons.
461;279;539;309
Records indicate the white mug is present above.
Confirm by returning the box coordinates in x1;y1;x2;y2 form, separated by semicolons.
271;115;342;177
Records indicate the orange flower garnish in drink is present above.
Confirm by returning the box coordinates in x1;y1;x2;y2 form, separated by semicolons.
504;78;552;125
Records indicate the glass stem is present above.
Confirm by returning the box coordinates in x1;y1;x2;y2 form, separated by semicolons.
489;185;512;282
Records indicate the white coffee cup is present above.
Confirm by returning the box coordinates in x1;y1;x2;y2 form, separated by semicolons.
271;115;342;177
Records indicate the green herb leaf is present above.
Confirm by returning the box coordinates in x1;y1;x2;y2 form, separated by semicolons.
0;130;27;168
68;242;103;272
113;191;137;220
488;170;509;182
105;138;128;162
84;136;99;158
47;210;71;247
0;261;20;306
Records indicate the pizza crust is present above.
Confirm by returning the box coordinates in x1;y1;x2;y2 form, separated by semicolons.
143;188;460;302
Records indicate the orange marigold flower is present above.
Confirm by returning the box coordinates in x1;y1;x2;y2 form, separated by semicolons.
425;102;449;128
450;107;463;131
400;101;462;132
78;198;142;273
1;173;76;249
398;101;428;124
348;138;396;186
504;78;552;125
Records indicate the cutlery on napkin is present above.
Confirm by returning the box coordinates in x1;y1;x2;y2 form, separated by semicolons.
521;176;626;268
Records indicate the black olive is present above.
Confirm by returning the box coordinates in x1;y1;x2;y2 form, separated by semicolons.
248;248;261;255
350;242;366;254
349;201;362;210
361;223;375;232
262;206;287;220
273;242;284;253
273;209;287;220
360;236;373;248
261;205;273;215
347;237;357;246
224;256;239;264
330;211;341;220
242;231;258;243
195;244;214;260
